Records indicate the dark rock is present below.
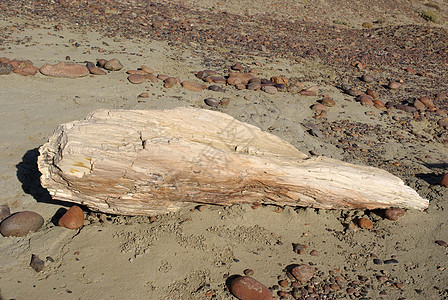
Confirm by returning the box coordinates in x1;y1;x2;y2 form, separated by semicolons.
0;63;14;75
208;85;225;92
204;98;220;107
30;254;45;272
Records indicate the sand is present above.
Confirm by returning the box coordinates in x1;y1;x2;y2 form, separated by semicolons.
1;1;448;299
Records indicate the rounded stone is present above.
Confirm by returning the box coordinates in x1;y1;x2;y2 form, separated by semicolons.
384;208;405;220
357;94;374;106
413;99;426;111
291;264;314;283
40;62;89;78
140;65;154;74
312;103;327;112
230;276;273;300
164;77;180;88
103;58;123;71
419;96;434;108
227;76;242;85
357;217;373;229
58;206;84;229
0;211;44;237
247;82;261;91
271;76;289;85
262;85;278;94
182;81;206;92
366;89;378;99
204;98;220;107
13;66;39;76
374;100;386;110
388;81;402;89
228;72;254;84
96;58;108;68
128;74;146;84
145;73;158;83
361;74;374;83
321;98;335;107
89;67;106;75
208;85;225;92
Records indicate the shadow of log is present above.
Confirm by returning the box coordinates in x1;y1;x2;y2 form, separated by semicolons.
16;148;69;207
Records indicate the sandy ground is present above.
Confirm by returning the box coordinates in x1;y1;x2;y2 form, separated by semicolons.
1;2;448;299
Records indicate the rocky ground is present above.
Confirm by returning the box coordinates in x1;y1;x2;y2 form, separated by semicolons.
0;0;448;299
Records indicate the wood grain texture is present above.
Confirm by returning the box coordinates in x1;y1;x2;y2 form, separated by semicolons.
38;107;428;215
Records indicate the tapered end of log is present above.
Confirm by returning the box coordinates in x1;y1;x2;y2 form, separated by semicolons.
38;107;428;215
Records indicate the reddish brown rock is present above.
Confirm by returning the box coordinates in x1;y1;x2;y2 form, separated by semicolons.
128;74;146;84
30;254;45;272
0;211;44;237
13;66;39;76
140;65;154;74
292;264;314;283
271;76;289;86
0;57;10;63
127;70;146;75
366;89;378;99
357;94;374;106
182;81;206;92
228;72;254;84
300;90;317;96
321;97;335;107
89;67;106;75
230;276;273;300
440;174;448;187
196;70;217;79
157;74;169;81
40;62;89;78
138;92;149;98
144;73;158;83
58;206;84;229
164;77;180;88
96;58;108;68
435;240;448;247
357;217;373;229
103;58;123;71
384;208;405;221
388;81;402;89
231;63;244;71
405;67;417;74
312;103;326;112
413;99;426;111
227;76;242;85
235;83;246;90
374;100;386;110
419;96;435;108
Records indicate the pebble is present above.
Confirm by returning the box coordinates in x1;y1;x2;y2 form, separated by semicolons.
279;280;289;287
30;254;45;272
127;70;146;75
291;264;314;283
274;83;287;91
138;92;149;98
262;85;278;94
292;243;306;255
366;89;378;99
14;66;39;76
208;85;225;92
357;95;374;106
310;250;319;256
144;73;158;83
388;81;402;89
182;81;206;91
103;58;123;71
227;76;242;85
0;211;44;237
231;63;244;71
413;99;426;111
373;258;383;265
196;70;217;79
395;104;416;113
0;63;13;75
361;74;374;83
357;217;373;229
58;206;84;229
300;90;317;96
244;269;255;276
40;62;89;78
140;65;154;74
128;74;146;84
235;83;246;90
96;58;108;68
247;82;261;91
206;76;227;84
384;208;405;221
435;240;448;247
0;204;11;222
384;259;399;264
311;103;327;112
374;100;386;110
230;276;273;300
321;97;335;107
271;76;288;85
228;72;254;84
419;96;434;108
205;98;220;107
287;82;305;93
89;66;106;75
440;174;448;187
164;77;180;88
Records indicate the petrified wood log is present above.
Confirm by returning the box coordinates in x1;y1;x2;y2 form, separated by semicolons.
38;107;428;215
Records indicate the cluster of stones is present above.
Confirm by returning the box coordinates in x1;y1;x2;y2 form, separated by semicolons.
0;57;39;76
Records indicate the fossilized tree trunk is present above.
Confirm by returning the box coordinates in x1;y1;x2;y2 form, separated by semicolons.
38;107;428;215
